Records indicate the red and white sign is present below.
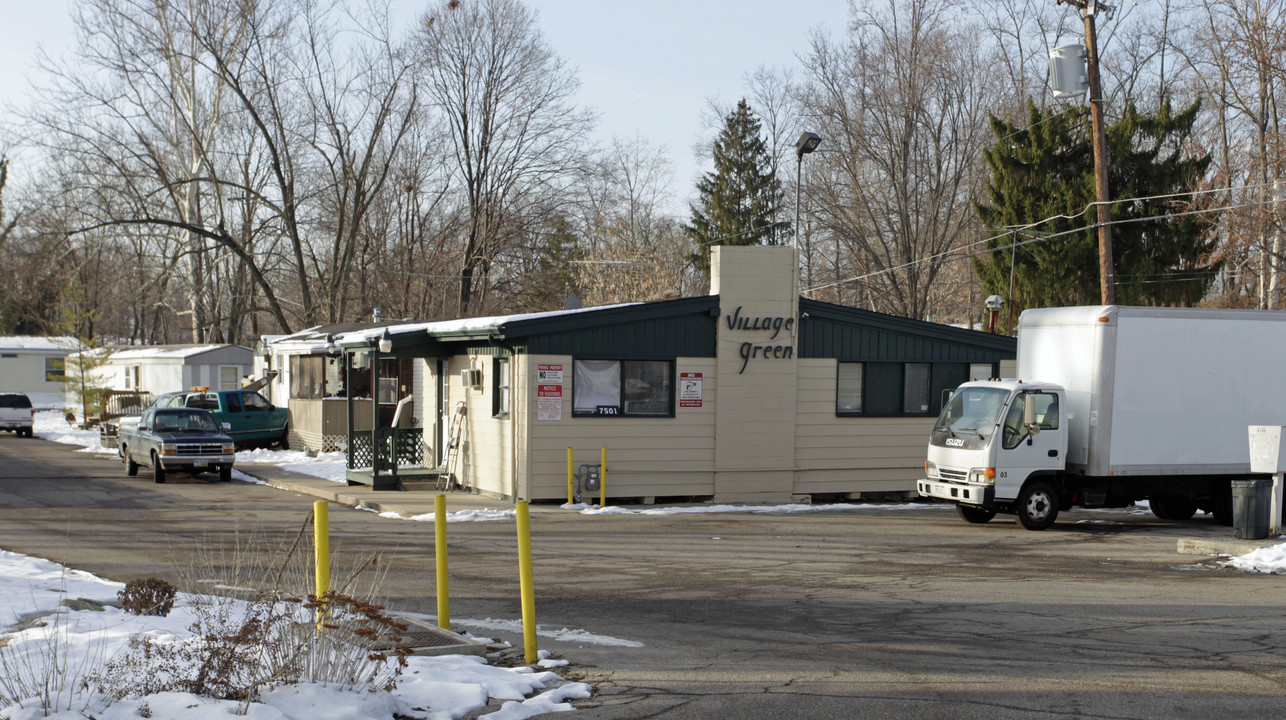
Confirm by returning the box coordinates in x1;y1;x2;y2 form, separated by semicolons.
679;372;703;408
537;364;564;420
537;364;564;383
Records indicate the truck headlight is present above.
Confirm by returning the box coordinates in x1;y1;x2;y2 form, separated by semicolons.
223;443;235;454
925;462;938;479
160;444;177;456
971;469;996;485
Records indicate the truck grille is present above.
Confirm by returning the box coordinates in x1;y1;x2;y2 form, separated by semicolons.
938;468;969;482
175;444;225;456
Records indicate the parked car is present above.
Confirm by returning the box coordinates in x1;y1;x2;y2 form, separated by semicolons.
118;407;236;483
107;388;288;450
0;393;34;438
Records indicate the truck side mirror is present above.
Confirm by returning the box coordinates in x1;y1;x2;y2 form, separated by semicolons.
222;422;231;431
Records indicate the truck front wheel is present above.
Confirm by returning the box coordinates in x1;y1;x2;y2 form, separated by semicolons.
1016;481;1059;531
151;453;166;484
124;448;138;477
956;505;996;524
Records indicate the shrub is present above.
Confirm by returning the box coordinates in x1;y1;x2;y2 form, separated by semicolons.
118;578;177;617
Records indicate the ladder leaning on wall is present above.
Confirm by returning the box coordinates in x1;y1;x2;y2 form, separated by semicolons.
439;401;467;491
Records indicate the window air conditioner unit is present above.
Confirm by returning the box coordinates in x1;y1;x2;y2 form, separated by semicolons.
461;369;482;388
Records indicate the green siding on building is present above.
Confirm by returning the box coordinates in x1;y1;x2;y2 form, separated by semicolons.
523;314;716;358
798;299;1014;363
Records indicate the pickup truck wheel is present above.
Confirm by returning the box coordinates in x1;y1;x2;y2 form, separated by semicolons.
956;505;996;524
1150;496;1198;521
219;465;232;482
1016;481;1059;531
277;430;290;450
124;449;139;477
151;453;166;484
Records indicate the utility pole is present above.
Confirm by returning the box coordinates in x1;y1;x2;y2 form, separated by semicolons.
1058;0;1115;305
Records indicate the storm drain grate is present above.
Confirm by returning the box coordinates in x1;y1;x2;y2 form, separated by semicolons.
372;617;486;657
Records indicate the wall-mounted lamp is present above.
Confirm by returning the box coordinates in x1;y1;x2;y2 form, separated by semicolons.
378;329;393;354
325;334;341;357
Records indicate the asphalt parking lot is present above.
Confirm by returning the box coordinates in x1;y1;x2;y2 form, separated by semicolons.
2;435;1285;718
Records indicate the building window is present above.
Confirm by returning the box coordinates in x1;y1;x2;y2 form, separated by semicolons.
290;356;326;399
124;365;141;390
44;357;66;382
903;363;931;414
837;362;864;414
219;366;239;390
494;357;510;417
838;361;967;417
573;359;673;417
969;363;994;381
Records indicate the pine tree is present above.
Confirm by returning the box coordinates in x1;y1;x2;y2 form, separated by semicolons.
975;98;1218;326
684;99;789;277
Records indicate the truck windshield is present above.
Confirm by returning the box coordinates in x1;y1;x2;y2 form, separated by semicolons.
933;387;1010;440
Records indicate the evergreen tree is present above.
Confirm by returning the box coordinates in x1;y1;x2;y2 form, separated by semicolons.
684;99;789;276
975;98;1218;325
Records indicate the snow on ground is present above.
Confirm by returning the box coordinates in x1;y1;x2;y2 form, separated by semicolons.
0;549;593;720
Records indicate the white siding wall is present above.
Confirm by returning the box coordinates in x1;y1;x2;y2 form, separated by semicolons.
794;359;929;496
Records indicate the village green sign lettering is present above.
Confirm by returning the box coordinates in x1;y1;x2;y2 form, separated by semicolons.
726;305;795;374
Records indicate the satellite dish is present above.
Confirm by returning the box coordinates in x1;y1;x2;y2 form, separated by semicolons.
563;295;582;310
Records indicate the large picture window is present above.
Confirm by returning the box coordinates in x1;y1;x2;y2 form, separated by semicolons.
837;361;977;417
573;359;673;417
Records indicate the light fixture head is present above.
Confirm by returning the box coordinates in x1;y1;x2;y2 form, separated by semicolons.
378;329;393;354
325;334;341;357
796;131;821;158
985;294;1006;311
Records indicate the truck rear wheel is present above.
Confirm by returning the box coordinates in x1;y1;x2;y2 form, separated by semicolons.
1150;496;1198;521
956;505;996;524
1016;481;1059;531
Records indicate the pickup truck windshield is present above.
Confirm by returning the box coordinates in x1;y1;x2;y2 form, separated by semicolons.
154;412;219;434
933;387;1010;440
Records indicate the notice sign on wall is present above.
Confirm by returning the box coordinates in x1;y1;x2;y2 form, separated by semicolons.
537;363;564;421
679;372;703;408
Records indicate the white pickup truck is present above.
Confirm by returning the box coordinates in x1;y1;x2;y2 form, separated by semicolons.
0;393;34;438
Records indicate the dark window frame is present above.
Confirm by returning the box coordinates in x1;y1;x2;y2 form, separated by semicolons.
493;356;511;418
837;361;978;418
571;358;676;419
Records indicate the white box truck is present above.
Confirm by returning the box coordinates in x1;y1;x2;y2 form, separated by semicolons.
917;305;1286;529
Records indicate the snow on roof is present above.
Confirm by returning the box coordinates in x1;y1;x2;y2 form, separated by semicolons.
338;303;640;344
108;344;250;361
0;336;80;353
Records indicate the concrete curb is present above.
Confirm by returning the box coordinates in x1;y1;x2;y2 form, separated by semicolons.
1176;537;1284;557
234;463;523;518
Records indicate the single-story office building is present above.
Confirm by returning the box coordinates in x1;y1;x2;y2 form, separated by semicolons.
287;246;1014;503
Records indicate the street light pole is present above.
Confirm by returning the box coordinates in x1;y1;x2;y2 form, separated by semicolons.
794;132;821;248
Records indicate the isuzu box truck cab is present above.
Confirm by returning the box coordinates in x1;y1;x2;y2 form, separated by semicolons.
918;306;1286;530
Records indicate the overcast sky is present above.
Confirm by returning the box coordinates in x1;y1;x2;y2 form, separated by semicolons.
0;1;853;211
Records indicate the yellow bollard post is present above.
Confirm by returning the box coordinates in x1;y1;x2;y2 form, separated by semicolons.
435;494;450;629
313;501;330;623
515;501;538;664
567;447;574;505
600;446;607;508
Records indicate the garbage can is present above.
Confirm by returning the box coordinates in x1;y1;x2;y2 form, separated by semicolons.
1231;479;1271;540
